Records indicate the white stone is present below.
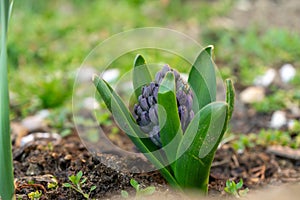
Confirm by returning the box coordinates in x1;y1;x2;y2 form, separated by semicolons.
254;68;276;87
279;64;296;83
21;110;49;132
102;69;120;83
240;86;265;103
287;119;295;131
270;111;287;129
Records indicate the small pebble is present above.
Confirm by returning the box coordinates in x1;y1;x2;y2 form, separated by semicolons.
64;154;72;160
21;110;50;132
240;86;265;103
279;64;296;83
270;111;287;129
287;119;295;131
254;68;276;87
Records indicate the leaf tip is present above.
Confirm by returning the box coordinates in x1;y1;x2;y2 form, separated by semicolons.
134;54;146;67
204;45;214;56
92;74;99;82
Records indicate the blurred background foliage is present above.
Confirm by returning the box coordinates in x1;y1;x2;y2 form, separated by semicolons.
7;0;300;124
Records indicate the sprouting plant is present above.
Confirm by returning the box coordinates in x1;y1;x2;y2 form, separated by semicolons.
224;179;249;198
93;45;235;194
0;0;15;199
27;190;42;200
63;171;97;199
47;176;58;190
121;179;156;199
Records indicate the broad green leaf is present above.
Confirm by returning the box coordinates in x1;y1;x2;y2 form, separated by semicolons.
0;1;14;199
188;45;216;112
133;54;152;99
158;72;182;170
93;76;179;187
175;102;227;192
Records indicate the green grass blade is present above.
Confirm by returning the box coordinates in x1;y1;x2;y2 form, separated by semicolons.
0;0;15;199
93;75;179;187
132;54;152;99
174;102;227;192
158;72;183;170
188;45;216;112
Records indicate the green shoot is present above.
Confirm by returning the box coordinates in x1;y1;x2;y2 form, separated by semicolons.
27;190;42;200
224;179;249;198
121;179;155;199
63;171;96;199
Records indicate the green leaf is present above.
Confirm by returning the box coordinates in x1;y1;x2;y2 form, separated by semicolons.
80;177;87;184
76;171;83;184
0;0;14;199
121;190;129;198
225;79;235;121
188;45;216;112
139;186;156;196
158;72;183;170
133;54;152;99
174;102;227;192
90;185;97;192
236;179;243;189
69;175;77;184
130;179;139;190
93;76;180;187
63;183;72;188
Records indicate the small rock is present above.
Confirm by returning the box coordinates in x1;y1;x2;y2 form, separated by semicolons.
26;163;42;176
287;119;296;131
270;111;287;129
20;132;62;147
279;64;296;83
267;145;300;160
102;68;120;83
64;154;72;160
240;86;265;103
21;110;50;132
254;68;276;87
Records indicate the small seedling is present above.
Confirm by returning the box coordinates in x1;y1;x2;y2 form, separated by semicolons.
27;190;42;200
224;179;249;198
63;171;96;199
47;176;58;190
121;179;155;199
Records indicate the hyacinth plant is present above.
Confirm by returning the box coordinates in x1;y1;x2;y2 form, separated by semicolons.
93;45;235;194
0;0;15;199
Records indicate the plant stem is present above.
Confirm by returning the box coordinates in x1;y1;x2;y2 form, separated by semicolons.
0;0;14;199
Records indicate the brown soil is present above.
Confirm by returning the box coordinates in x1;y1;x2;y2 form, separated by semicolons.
13;129;300;199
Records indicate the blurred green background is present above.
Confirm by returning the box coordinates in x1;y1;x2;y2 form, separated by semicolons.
8;0;300;123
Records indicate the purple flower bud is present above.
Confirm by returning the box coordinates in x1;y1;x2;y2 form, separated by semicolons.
133;65;194;147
